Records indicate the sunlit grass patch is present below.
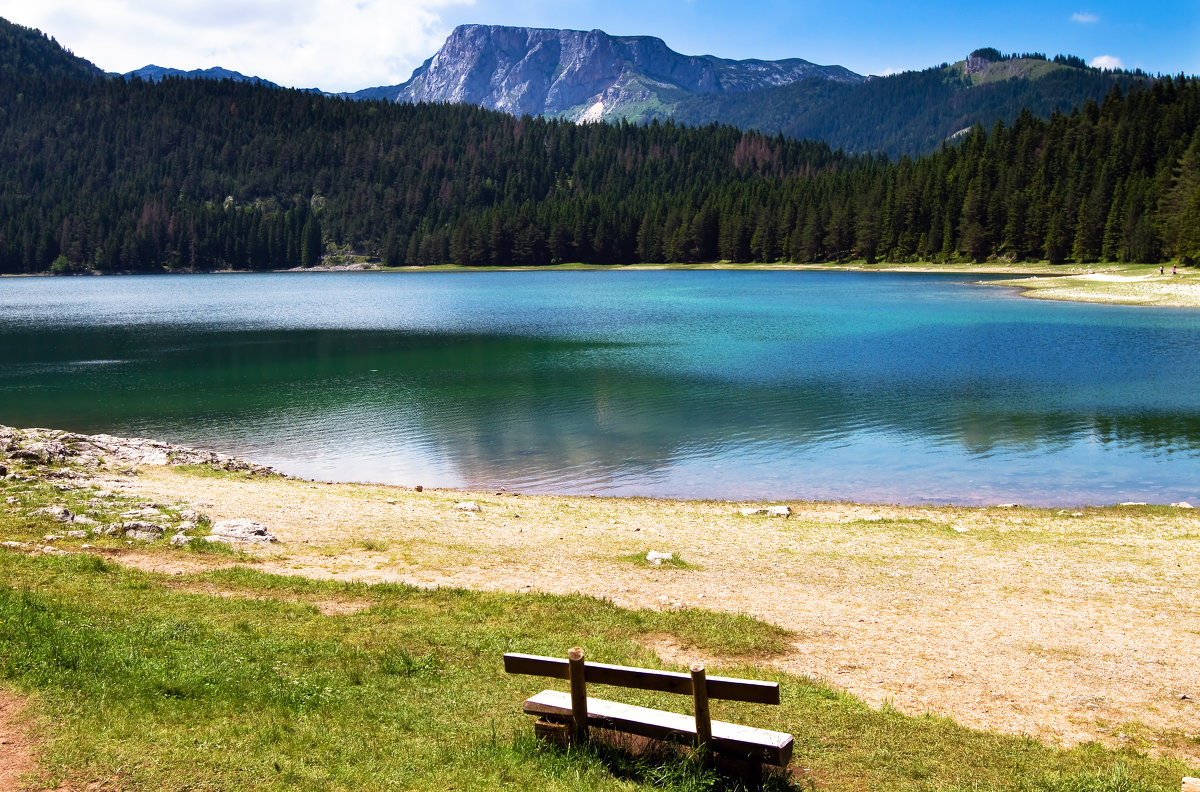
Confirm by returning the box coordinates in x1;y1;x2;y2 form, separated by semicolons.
0;543;1195;791
619;551;695;570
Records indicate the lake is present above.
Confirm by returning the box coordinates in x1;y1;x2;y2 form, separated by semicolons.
2;270;1200;506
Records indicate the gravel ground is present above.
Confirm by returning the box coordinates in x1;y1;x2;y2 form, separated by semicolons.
108;465;1200;761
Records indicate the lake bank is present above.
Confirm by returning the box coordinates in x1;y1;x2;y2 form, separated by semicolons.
8;261;1200;308
3;425;1198;762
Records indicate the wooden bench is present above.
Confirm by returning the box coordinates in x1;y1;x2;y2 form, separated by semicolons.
504;647;793;767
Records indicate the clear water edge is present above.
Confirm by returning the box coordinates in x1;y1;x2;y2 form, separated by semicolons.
3;270;1200;507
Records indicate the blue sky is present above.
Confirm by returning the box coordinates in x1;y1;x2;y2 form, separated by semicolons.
0;0;1195;92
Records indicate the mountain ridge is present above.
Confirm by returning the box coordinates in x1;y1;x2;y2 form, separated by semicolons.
0;15;1163;157
365;24;864;122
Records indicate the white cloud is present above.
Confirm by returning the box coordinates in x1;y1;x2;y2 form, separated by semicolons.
0;0;475;91
1090;54;1123;70
1071;11;1099;24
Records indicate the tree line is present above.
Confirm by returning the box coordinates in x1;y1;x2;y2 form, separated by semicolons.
1;56;1198;274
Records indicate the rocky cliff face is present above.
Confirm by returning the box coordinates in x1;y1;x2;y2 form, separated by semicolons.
377;24;863;123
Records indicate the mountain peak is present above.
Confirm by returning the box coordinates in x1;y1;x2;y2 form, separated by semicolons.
388;23;863;122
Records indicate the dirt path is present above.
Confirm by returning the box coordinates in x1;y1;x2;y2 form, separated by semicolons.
0;691;36;792
102;465;1200;761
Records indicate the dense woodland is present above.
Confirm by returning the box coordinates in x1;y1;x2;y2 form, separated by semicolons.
2;22;1200;274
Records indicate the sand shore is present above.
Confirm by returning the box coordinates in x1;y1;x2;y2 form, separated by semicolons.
57;459;1193;761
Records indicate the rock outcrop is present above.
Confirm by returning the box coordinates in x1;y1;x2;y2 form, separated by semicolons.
0;425;275;477
2;425;285;551
361;24;862;123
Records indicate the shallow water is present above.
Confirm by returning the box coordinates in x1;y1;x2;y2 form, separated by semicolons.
2;270;1200;505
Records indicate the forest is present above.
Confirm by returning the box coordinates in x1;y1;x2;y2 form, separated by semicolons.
1;21;1199;274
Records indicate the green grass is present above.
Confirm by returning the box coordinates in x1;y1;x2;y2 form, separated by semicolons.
0;550;1195;792
2;479;1197;791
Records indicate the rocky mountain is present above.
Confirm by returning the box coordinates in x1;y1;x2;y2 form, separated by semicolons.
351;24;864;122
121;65;284;88
0;14;1154;157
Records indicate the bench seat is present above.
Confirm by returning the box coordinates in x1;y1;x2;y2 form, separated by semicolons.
523;689;793;766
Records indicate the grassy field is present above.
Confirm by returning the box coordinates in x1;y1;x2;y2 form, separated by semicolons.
2;473;1197;791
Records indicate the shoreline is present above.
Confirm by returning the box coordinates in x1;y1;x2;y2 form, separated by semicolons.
3;424;1199;760
5;262;1198;308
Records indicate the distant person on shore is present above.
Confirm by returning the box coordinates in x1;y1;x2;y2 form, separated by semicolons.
1173;265;1178;275
1161;266;1165;274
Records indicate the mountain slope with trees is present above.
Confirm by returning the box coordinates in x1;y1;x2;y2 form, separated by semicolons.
1;19;1198;275
671;50;1150;157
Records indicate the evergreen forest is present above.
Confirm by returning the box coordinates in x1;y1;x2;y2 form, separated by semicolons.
2;21;1200;274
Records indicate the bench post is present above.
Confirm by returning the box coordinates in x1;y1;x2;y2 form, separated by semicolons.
690;663;712;761
568;646;589;744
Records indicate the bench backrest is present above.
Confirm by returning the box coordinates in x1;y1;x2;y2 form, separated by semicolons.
504;652;780;704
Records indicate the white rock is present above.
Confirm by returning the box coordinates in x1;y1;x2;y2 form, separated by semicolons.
72;515;99;526
1119;502;1147;506
453;501;481;512
169;533;194;547
646;551;674;565
766;505;792;518
65;530;87;539
125;530;161;542
739;507;768;516
1;540;28;549
34;505;73;522
179;509;201;522
208;518;277;544
1172;501;1194;509
122;520;164;535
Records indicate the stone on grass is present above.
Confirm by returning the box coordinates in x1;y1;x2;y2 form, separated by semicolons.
208;518;277;545
125;530;161;542
1172;501;1194;509
453;501;481;512
35;505;73;522
739;507;768;516
766;505;792;518
122;520;163;534
646;551;674;566
169;533;194;547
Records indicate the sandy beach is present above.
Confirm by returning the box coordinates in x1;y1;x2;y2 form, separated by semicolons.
69;461;1196;762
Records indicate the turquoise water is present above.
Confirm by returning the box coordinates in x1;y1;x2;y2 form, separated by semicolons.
2;270;1200;505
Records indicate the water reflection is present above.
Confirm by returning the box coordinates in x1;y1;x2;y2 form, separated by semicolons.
2;271;1200;505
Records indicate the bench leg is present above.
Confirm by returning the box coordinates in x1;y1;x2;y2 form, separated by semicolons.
533;718;571;747
568;647;589;744
691;663;712;763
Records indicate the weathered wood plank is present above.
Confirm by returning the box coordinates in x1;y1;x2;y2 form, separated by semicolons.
523;690;794;766
503;653;780;705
